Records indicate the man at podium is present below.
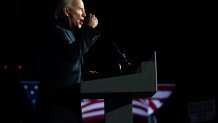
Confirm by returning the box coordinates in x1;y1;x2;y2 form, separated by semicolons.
36;0;101;122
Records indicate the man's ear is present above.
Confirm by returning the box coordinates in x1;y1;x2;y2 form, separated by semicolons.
63;7;70;17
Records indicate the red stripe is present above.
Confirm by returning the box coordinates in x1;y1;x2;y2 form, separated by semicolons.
148;100;158;111
133;114;148;120
83;107;104;114
81;100;104;108
157;84;175;90
83;115;105;122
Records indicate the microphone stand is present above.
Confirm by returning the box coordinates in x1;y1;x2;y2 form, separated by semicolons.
118;63;122;75
112;42;131;75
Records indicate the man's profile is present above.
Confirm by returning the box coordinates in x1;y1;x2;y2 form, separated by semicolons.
36;0;101;122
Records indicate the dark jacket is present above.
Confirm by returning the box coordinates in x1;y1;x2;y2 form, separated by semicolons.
39;19;101;92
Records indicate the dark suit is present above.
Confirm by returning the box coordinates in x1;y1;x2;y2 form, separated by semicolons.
36;19;101;123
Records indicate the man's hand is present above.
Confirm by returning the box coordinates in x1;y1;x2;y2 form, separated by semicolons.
87;13;98;28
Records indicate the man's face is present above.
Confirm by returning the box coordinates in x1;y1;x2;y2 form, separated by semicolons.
68;0;86;29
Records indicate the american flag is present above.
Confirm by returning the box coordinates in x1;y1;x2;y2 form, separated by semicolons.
81;83;176;122
20;80;39;108
20;81;175;122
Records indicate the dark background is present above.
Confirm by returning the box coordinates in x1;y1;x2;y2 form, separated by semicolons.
4;0;217;123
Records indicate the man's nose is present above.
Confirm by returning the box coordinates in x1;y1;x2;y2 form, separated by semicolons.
82;11;86;17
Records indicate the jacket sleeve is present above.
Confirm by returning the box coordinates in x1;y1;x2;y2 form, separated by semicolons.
79;25;101;54
53;25;101;61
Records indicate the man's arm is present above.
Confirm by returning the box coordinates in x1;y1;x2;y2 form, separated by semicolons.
79;25;101;54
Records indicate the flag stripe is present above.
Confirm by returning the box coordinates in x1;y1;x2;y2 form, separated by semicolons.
82;102;104;113
83;115;105;122
82;110;105;120
132;107;149;117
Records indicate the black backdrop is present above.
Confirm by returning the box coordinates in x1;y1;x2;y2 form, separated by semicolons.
4;0;218;123
5;0;217;83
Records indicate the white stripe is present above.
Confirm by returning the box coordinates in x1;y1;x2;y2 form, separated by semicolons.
132;100;148;109
151;99;163;108
82;102;104;113
147;106;154;115
81;101;91;106
132;107;149;117
82;110;104;119
152;91;172;99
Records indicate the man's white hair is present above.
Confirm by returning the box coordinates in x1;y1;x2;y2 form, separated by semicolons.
55;0;74;19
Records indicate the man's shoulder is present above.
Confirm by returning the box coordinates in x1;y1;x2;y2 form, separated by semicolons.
51;23;75;44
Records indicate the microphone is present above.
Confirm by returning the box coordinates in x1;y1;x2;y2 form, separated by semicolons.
112;42;131;66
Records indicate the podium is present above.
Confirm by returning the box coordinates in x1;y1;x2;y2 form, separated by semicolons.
81;52;157;123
